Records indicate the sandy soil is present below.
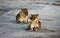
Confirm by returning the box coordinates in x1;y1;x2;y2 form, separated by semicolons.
0;4;60;38
0;0;60;38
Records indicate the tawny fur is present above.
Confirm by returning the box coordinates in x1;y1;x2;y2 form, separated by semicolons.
16;8;31;23
26;14;41;31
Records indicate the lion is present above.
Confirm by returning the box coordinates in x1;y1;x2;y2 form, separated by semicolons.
26;14;41;31
16;8;31;24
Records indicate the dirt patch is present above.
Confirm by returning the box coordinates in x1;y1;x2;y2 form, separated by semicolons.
52;3;60;6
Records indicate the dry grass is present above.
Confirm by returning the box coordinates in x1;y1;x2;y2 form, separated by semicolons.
52;3;60;6
28;2;60;6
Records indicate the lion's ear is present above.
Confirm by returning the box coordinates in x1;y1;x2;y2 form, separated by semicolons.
36;14;39;16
